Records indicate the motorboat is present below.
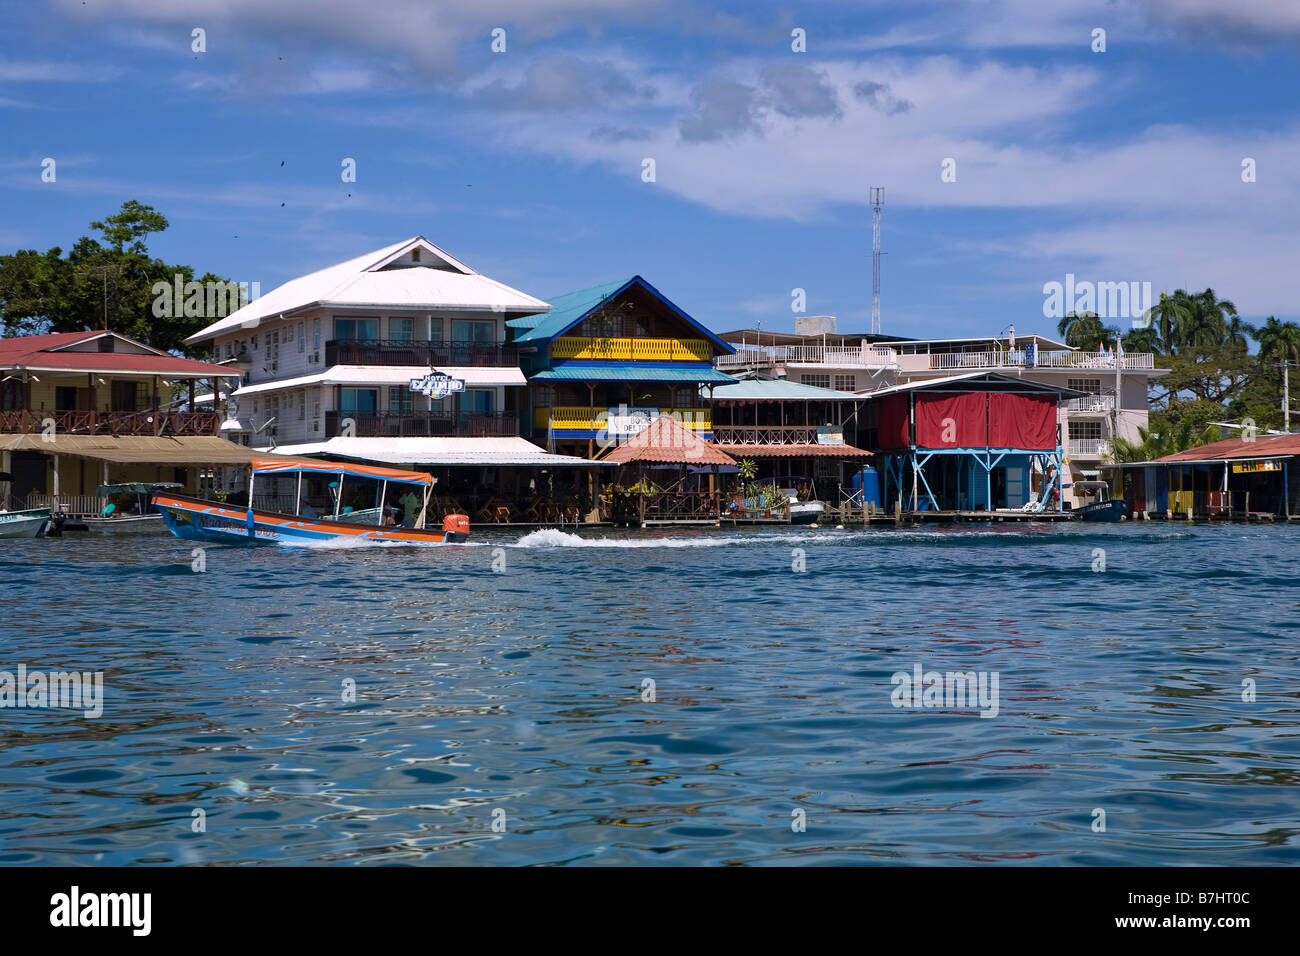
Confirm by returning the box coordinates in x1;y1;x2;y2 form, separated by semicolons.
77;482;178;532
1074;480;1127;521
152;457;470;546
0;471;50;538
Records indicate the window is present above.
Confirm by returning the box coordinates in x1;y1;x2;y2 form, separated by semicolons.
312;319;320;350
311;388;321;421
1068;378;1102;394
1069;421;1102;440
534;385;555;408
462;389;495;414
389;387;413;415
298;323;305;353
800;374;831;389
334;317;379;341
430;318;444;341
390;317;415;341
55;386;79;411
297;391;305;421
339;388;379;416
452;320;496;344
834;374;856;392
673;387;695;408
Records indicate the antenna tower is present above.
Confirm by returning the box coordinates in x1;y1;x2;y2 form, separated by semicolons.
870;187;884;335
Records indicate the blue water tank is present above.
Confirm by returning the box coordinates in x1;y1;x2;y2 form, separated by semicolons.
853;466;882;507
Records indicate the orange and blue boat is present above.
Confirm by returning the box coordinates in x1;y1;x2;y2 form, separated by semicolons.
151;457;470;546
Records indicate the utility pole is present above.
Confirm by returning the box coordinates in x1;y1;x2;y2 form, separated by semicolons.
1285;361;1291;433
870;187;884;335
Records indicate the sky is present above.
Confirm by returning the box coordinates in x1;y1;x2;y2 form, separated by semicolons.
2;0;1299;342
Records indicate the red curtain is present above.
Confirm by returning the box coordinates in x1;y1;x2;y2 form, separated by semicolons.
915;392;987;447
988;393;1057;449
877;393;910;449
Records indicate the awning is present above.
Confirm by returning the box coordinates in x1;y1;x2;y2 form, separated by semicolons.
0;434;289;465
716;443;873;458
264;436;609;467
232;365;525;396
531;364;735;384
251;457;434;486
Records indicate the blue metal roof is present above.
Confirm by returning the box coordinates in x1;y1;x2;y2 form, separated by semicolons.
707;379;858;400
511;276;734;354
530;363;736;384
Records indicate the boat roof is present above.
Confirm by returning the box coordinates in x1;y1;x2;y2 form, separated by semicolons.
250;457;434;486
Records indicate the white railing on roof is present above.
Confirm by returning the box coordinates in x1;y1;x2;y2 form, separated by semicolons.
717;344;899;369
920;350;1154;371
1066;393;1115;413
1068;439;1111;458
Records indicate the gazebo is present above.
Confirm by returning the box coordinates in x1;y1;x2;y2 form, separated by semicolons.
601;415;737;524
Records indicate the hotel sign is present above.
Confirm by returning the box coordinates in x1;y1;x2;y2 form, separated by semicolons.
409;371;465;399
1231;460;1281;474
817;424;844;445
605;406;659;437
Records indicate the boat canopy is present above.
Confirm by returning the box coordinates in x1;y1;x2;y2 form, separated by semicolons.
250;457;435;487
96;482;184;496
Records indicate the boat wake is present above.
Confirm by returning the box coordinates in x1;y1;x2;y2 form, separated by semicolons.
510;528;799;549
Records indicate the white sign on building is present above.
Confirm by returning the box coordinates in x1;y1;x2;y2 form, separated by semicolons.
409;371;466;399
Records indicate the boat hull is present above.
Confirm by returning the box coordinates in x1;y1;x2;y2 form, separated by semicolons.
151;492;467;546
1078;499;1126;522
0;508;49;539
79;513;165;533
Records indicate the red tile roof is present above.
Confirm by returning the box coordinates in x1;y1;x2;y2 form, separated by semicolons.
717;443;873;458
602;415;737;466
1157;433;1300;462
0;331;233;377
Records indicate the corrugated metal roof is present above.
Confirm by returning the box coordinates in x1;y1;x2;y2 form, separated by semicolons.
531;364;735;384
861;371;1085;398
707;379;857;400
602;416;736;466
1156;432;1300;462
716;443;873;458
186;237;551;344
268;437;606;467
0;434;284;465
232;365;524;396
506;278;630;333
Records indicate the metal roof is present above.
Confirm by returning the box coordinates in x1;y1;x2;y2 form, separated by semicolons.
1153;432;1300;463
185;237;551;344
232;365;524;396
266;436;606;467
0;434;288;465
512;276;733;353
860;371;1086;398
531;363;735;384
506;277;631;333
706;379;858;400
716;443;873;458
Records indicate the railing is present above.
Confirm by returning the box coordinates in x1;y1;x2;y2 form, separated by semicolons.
717;344;899;369
324;339;520;368
324;410;518;438
1066;393;1115;413
712;424;819;444
1068;439;1111;458
537;406;712;432
551;337;712;362
604;490;723;523
0;409;219;437
25;493;107;515
904;350;1155;372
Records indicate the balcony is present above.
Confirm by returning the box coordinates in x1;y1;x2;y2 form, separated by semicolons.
1065;393;1116;414
712;424;820;444
717;343;898;370
536;406;711;432
1068;438;1111;458
896;350;1155;372
324;410;518;438
324;339;520;368
551;337;712;362
0;409;219;437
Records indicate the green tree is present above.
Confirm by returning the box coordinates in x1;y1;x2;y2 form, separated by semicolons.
1057;311;1118;351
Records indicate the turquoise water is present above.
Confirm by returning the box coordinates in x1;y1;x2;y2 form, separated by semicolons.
1;522;1297;865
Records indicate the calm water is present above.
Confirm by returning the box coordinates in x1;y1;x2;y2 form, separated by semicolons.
1;521;1298;866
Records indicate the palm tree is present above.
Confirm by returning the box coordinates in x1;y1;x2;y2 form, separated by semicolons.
1223;316;1254;353
1142;291;1194;353
1186;288;1238;349
1057;311;1118;351
1253;316;1300;365
1121;326;1163;356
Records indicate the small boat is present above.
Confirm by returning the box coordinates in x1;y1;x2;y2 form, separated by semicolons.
776;477;826;520
78;482;179;533
0;507;51;538
152;457;470;546
1074;480;1126;522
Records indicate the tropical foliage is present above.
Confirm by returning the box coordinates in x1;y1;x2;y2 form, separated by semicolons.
0;201;235;355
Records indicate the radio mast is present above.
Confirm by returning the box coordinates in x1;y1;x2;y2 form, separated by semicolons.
870;187;884;335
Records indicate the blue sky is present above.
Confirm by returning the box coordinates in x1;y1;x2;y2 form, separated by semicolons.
3;0;1299;342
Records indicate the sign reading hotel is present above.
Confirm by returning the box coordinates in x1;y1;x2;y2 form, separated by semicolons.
605;406;659;437
409;371;465;399
1231;460;1280;474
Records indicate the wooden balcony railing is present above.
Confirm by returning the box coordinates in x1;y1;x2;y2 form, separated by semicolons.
711;424;820;444
325;410;518;438
324;339;520;368
535;407;712;431
551;337;712;362
0;409;219;437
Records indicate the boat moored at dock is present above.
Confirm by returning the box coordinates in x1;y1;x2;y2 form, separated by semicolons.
152;457;470;546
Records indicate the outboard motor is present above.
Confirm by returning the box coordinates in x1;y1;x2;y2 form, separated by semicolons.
38;512;66;537
442;513;470;542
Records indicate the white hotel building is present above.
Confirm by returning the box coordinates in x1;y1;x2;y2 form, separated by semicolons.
186;237;593;471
